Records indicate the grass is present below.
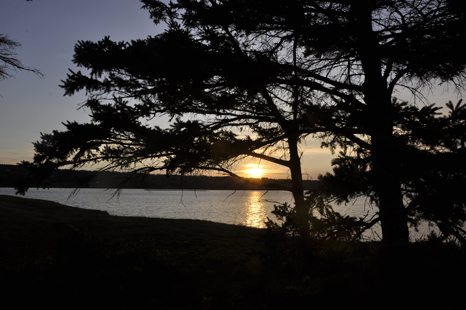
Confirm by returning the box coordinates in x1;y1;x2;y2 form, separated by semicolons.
1;194;466;309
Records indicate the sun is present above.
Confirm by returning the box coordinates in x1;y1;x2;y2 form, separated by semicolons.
245;167;265;178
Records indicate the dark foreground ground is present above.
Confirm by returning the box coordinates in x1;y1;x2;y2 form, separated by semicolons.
1;194;466;309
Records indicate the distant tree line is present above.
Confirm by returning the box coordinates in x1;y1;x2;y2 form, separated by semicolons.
0;164;319;190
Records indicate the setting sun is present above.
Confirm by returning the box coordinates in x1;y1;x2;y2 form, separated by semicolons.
245;167;265;178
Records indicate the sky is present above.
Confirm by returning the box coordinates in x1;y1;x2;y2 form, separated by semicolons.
1;0;463;180
1;1;159;165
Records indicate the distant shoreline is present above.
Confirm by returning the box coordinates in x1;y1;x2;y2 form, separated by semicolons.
0;164;320;191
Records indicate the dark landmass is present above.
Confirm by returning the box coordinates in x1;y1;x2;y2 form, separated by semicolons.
1;195;466;309
0;163;320;190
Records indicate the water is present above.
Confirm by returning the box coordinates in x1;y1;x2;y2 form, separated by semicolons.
0;187;433;240
1;187;294;227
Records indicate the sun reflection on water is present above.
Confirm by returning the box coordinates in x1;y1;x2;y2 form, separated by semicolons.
244;191;268;228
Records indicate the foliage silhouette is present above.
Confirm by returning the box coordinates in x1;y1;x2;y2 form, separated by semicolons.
18;0;466;244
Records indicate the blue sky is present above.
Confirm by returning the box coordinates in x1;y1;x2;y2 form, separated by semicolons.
1;0;463;179
1;1;160;163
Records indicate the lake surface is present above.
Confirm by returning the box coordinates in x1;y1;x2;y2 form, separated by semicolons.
0;187;433;241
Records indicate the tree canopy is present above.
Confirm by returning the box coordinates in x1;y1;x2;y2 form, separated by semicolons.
19;0;466;245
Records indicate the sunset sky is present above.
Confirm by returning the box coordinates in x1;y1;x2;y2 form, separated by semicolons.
1;0;462;180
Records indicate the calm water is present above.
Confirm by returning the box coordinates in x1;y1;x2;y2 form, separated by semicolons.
1;187;302;227
1;187;433;240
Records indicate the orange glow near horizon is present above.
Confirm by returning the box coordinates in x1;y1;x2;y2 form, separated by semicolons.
244;166;266;178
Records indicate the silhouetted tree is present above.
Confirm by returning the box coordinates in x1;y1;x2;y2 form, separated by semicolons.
19;0;466;244
204;0;466;244
0;34;42;80
315;99;466;244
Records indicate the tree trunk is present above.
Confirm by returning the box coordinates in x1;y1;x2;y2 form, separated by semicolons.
371;137;410;244
352;3;409;244
363;86;409;244
288;135;310;241
365;85;409;244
